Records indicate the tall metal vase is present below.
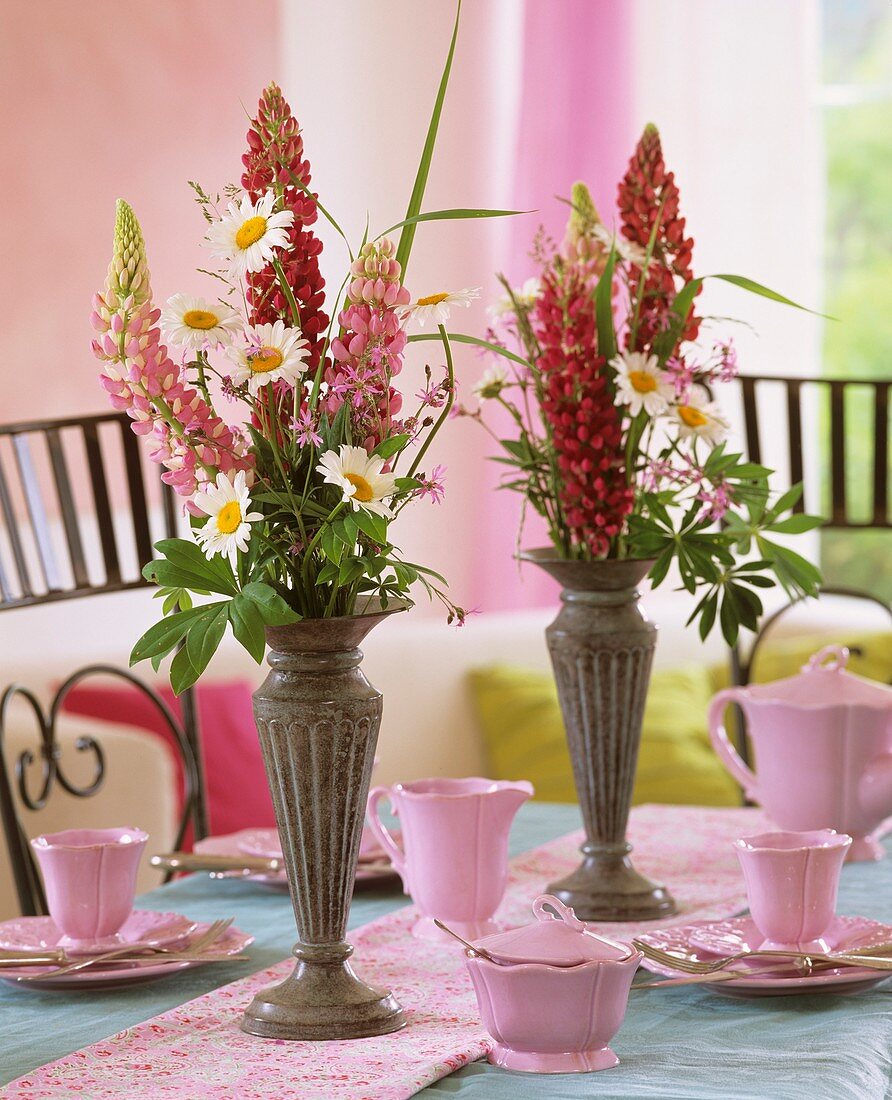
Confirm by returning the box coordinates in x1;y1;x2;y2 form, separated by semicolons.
240;607;407;1040
522;550;676;921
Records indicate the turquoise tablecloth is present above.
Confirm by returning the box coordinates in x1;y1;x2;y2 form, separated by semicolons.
1;803;890;1099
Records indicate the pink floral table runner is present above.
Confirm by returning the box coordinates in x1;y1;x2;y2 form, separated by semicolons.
7;804;767;1100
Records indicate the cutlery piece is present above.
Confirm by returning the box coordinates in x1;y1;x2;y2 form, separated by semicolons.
151;853;285;874
634;938;892;976
0;949;67;968
432;919;507;964
12;918;235;982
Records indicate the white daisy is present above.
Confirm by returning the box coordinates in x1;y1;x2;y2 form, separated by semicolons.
612;351;674;417
205;192;294;279
592;224;649;267
160;293;242;351
227;320;310;396
473;364;509;401
405;287;480;327
672;384;730;446
192;471;263;561
488;277;541;320
316;445;398;518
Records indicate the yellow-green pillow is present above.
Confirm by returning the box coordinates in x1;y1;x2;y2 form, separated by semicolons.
468;664;740;807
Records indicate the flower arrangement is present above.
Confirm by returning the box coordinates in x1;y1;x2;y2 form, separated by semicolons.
468;124;823;644
92;9;517;693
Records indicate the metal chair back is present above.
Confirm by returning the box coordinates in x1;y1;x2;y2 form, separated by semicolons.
0;411;209;914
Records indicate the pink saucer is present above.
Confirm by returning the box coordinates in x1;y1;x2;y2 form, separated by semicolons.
236;826;387;864
0;910;197;957
637;918;892;997
687;915;891;958
0;923;253;991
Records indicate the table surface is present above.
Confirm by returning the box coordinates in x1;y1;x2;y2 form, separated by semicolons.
2;803;890;1099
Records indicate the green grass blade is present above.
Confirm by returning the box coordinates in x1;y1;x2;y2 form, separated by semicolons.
408;331;532;369
382;207;526;237
396;0;461;279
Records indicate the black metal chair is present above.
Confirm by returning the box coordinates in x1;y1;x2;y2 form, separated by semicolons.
729;374;892;770
0;411;209;914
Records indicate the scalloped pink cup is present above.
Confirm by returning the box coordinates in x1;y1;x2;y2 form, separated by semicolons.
30;827;148;948
733;829;852;953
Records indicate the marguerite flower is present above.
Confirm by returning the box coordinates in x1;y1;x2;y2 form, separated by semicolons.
473;364;509;401
671;385;730;446
405;287;480;327
488;277;541;319
592;224;648;267
316;445;398;518
160;293;242;351
227;320;310;396
611;351;674;417
206;192;294;279
192;471;262;560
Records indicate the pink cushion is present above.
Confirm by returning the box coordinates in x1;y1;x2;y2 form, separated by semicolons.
62;681;274;842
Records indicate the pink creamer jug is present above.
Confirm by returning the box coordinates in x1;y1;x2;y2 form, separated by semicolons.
709;645;892;861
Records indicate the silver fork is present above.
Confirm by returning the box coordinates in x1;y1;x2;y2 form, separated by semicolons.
13;918;236;982
634;939;892;976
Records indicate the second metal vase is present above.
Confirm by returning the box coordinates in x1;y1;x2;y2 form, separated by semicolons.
523;550;676;922
240;606;406;1041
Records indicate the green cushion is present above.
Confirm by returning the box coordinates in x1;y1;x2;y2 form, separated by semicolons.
468;663;740;807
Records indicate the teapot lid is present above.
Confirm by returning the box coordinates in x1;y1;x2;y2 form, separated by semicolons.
746;645;892;709
475;895;632;966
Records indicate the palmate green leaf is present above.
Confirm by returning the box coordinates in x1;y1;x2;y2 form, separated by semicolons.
154;538;239;594
407;331;533;370
353;509;389;545
767;514;824;535
170;645;200;697
241;581;301;626
228;594;266;665
382;207;526;237
130;604;225;666
144;559;228;596
185;604;229;681
396;0;462;278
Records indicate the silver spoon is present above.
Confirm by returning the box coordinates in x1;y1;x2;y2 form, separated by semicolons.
433;920;509;964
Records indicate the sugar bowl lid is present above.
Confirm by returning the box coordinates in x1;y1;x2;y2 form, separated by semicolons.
475;895;633;967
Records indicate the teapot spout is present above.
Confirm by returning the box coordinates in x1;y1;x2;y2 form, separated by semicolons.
859;753;892;823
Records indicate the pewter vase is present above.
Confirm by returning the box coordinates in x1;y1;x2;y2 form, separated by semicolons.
522;551;676;921
240;608;406;1040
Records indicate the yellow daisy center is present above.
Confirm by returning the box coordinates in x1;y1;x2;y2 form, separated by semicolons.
628;369;657;394
216;501;242;534
345;473;374;503
182;309;219;330
248;347;284;374
679;406;708;428
235;216;268;250
417;292;450;307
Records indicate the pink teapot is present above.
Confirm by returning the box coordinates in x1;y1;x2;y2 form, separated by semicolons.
709;645;892;861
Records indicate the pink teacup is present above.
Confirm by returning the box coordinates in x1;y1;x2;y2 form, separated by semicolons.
733;829;852;953
366;777;533;941
30;827;149;947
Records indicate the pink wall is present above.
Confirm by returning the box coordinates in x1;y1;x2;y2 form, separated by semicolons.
0;0;280;421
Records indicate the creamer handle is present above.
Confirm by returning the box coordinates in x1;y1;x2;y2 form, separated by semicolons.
365;787;406;874
708;688;759;798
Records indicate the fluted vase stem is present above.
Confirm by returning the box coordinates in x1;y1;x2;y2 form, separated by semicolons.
522;551;676;922
240;608;407;1040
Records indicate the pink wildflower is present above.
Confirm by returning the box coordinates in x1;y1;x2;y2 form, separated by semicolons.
665;356;697;400
418;464;447;504
697;481;732;523
290;408;322;448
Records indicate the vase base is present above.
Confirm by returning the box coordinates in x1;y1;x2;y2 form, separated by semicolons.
240;956;406;1041
548;852;676;922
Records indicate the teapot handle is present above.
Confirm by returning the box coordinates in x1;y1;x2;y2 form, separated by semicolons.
708;688;758;799
532;894;586;931
804;644;850;673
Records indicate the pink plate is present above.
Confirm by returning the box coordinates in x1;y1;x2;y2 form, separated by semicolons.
638;919;892;997
195;830;399;891
235;826;388;864
0;923;253;991
688;914;892;958
0;910;197;957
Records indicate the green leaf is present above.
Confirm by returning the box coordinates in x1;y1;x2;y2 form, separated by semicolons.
407;331;533;370
129;605;223;666
372;434;410;460
170;644;201;696
382;207;526;237
595;247;617;362
241;581;301;626
395;476;423;491
185;604;228;678
767;514;824;535
711;274;832;319
229;595;266;664
395;0;461;278
153;539;237;594
353;509;389;545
